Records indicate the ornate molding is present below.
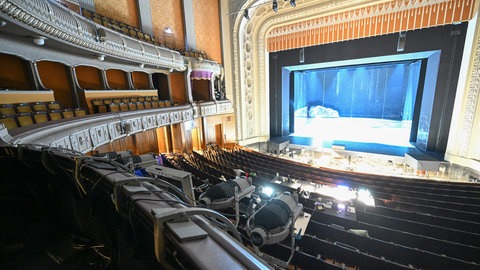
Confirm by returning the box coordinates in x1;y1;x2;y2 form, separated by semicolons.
0;0;186;70
233;0;365;142
0;103;231;153
459;34;480;156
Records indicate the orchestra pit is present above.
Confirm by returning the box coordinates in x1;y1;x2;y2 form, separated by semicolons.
1;0;480;269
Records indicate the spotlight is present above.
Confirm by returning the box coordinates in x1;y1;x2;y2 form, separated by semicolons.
139;63;144;68
272;0;278;13
247;192;302;246
290;0;296;7
262;186;274;197
97;54;105;61
0;21;6;27
199;176;255;210
243;9;250;20
33;36;46;46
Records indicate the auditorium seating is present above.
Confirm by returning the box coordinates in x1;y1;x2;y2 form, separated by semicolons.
169;145;480;269
81;9;163;47
0;101;90;131
90;96;173;114
0;114;18;130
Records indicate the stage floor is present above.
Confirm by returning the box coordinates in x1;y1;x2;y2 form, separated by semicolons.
291;117;415;157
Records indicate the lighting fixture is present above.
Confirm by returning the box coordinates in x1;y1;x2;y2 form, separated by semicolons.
0;21;6;27
164;27;173;34
33;36;46;46
97;54;105;61
244;9;249;20
139;63;144;68
272;0;278;13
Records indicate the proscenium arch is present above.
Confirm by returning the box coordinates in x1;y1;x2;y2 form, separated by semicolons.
232;0;393;145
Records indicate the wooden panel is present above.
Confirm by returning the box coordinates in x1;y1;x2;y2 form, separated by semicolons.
0;91;55;104
0;54;34;90
156;126;171;153
132;71;150;89
106;69;128;90
192;79;211;102
37;61;73;108
170;72;186;104
76;66;103;90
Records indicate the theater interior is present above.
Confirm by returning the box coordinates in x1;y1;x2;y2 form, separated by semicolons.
1;0;480;269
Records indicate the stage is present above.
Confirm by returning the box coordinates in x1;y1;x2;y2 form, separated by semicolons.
263;117;449;179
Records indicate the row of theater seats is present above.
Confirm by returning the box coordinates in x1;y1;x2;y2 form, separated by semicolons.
91;96;172;114
177;146;480;270
0;102;87;131
81;9;163;47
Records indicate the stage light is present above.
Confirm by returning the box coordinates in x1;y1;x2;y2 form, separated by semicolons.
272;0;278;13
243;9;249;20
337;203;346;212
198;176;255;210
357;188;375;206
290;0;296;7
262;186;274;197
247;192;303;247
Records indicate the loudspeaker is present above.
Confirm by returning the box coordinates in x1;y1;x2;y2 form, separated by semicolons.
299;48;305;63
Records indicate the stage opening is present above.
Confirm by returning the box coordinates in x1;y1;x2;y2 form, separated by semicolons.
292;60;422;148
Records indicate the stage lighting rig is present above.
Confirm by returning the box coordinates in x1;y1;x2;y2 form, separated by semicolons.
247;191;303;247
199;175;255;211
246;191;303;267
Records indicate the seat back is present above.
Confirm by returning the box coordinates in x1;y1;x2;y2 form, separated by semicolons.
48;110;63;121
74;108;87;117
32;102;48;111
15;103;33;113
62;109;75;119
0;104;16;115
0;114;18;130
32;111;49;124
16;112;34;127
48;101;61;110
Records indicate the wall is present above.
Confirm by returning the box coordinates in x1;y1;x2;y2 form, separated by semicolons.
0;54;34;90
132;71;150;89
150;0;184;49
76;66;103;90
203;114;236;147
193;0;222;63
95;129;159;154
106;69;129;90
170;72;187;104
192;79;211;101
94;0;139;28
36;61;74;108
